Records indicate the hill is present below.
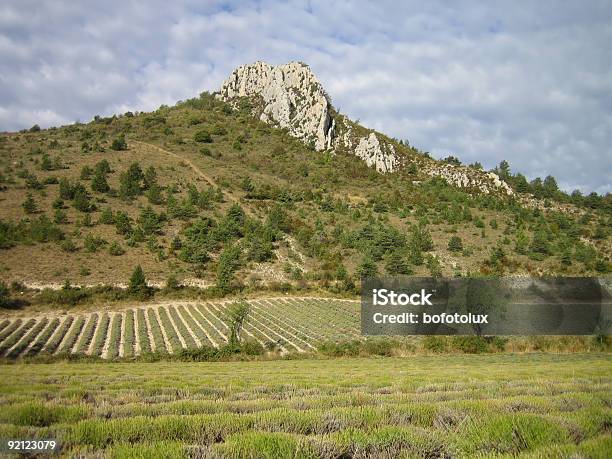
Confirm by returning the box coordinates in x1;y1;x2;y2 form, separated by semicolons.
0;61;610;297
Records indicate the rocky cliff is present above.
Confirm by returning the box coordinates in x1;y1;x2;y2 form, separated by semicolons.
218;61;334;151
218;61;511;195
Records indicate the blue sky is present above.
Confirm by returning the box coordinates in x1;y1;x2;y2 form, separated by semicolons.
1;1;611;193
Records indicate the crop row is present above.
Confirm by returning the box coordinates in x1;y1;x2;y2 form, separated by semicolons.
0;297;361;359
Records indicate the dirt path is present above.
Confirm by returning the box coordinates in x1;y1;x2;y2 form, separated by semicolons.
131;140;256;218
100;313;115;359
118;312;126;358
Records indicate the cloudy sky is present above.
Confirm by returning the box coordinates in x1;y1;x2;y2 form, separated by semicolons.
1;1;611;193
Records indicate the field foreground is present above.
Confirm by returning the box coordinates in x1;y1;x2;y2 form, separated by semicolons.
0;354;610;458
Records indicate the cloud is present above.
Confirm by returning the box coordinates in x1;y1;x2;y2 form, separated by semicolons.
0;0;610;193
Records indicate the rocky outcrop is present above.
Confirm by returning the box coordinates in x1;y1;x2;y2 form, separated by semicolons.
354;132;399;173
218;61;333;151
218;61;400;173
424;164;513;195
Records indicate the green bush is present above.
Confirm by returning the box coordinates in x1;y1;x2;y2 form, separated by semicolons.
108;241;125;256
111;135;127;151
128;265;152;299
451;336;488;353
22;193;38;214
194;130;212;143
0;281;10;308
422;336;447;353
448;236;463;252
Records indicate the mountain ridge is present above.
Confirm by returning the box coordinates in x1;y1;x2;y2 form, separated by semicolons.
0;60;608;292
217;60;513;195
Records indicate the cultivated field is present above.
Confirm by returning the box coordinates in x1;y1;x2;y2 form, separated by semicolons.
0;298;360;359
0;354;609;457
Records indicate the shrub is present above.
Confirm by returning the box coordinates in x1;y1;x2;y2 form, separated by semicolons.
22;193;38;214
80;166;92;180
98;207;114;225
60;238;78;253
91;169;110;193
164;275;180;291
128;265;152;299
0;281;10;308
84;234;106;253
41;154;54;171
108;241;125;256
111;135;127;151
451;336;488;353
194;130;212;143
54;209;67;224
423;336;447;353
448;236;463;252
216;244;242;293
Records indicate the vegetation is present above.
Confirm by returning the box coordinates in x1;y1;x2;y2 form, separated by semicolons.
0;354;609;457
0;91;607;289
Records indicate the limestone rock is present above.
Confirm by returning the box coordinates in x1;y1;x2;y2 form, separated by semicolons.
354;132;399;173
425;164;513;195
218;61;333;151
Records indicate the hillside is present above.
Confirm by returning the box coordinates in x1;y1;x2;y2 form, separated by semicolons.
0;61;610;296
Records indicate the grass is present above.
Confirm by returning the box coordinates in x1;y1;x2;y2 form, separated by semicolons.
0;354;609;457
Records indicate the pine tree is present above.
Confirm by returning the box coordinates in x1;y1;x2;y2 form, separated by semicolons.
72;185;93;212
128;265;151;298
216;244;242;293
357;255;378;279
41;154;54;171
91;169;110;193
95;159;111;175
119;163;143;199
111;134;127;151
143;166;157;190
448;236;463;252
385;251;412;275
22;193;37;214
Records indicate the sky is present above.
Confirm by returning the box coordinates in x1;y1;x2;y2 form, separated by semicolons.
1;1;611;194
